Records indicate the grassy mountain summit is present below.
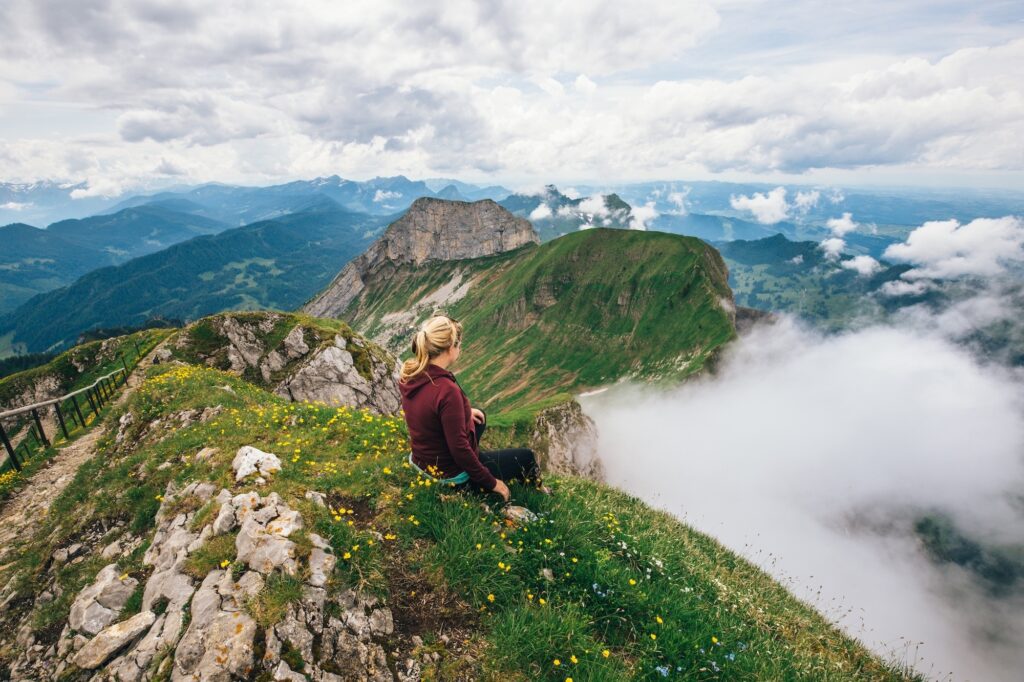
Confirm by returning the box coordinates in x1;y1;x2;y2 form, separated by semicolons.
315;227;737;413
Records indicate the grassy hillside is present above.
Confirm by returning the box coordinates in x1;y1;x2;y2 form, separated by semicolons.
0;356;920;680
0;201;388;355
0;327;171;485
0;328;169;410
0;207;234;315
340;228;737;413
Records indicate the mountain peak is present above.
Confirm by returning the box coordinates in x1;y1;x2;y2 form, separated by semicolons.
302;198;539;318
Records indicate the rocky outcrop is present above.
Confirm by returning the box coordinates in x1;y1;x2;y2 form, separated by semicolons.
530;399;604;480
173;312;402;414
0;336;128;413
8;468;410;682
303;197;539;318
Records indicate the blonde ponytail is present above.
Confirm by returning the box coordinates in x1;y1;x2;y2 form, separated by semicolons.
399;315;463;383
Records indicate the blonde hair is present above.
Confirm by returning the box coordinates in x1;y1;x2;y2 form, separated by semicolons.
399;315;463;383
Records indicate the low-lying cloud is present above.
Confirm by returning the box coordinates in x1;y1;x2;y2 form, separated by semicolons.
580;313;1024;681
729;186;789;224
884;216;1024;280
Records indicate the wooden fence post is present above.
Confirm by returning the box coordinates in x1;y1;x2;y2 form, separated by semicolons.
54;403;70;440
31;408;50;448
71;394;86;427
0;423;19;472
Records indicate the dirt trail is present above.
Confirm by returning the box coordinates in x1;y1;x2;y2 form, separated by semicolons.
0;338;170;570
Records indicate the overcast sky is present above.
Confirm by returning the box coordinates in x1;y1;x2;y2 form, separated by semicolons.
1;0;1022;196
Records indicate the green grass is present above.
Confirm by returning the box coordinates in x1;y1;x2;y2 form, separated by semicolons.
246;572;306;628
184;532;238;579
0;360;922;680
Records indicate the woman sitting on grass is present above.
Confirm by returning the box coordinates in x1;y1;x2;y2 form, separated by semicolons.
398;314;548;502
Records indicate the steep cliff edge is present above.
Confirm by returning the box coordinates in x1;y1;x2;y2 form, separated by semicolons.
303;198;539;318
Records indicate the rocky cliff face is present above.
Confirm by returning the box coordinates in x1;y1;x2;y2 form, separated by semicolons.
303;198;539;318
172;312;401;415
530;400;604;481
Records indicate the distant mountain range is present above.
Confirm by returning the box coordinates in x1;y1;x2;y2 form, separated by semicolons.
0;180;115;228
0;207;232;314
0;175;515;230
0;176;513;312
0;199;389;354
3;174;1021;362
101;175;513;223
498;185;635;241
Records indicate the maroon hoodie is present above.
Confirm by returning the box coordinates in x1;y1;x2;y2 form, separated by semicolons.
399;363;497;490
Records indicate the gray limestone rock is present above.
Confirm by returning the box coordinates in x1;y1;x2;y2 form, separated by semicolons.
171;570;259;681
303;197;539;317
178;311;401;415
274;660;308;681
275;336;401;414
233;445;283;481
531;398;604;480
308;547;335;588
68;564;138;636
236;517;299;576
72;610;155;670
212;503;237;536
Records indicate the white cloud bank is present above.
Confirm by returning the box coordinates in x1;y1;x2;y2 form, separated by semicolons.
0;2;1022;193
580;315;1024;682
528;203;553;220
629;201;658;230
877;215;1024;296
730;186;832;224
883;216;1024;280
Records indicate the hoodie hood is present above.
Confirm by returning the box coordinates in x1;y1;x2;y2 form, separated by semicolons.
399;363;456;400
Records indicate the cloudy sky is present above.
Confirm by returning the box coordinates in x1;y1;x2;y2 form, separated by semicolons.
1;0;1022;196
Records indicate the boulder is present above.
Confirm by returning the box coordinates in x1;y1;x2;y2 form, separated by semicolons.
233;445;282;481
68;564;138;635
73;610;155;670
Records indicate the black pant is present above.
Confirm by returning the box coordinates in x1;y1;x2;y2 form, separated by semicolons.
460;418;541;492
